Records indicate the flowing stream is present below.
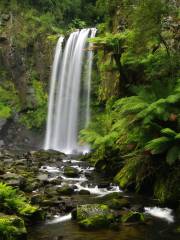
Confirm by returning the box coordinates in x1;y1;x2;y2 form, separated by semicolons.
44;28;96;154
27;156;179;240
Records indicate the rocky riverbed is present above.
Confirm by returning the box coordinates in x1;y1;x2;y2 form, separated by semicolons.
0;149;179;240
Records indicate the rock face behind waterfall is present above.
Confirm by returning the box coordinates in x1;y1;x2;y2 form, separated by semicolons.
44;28;96;154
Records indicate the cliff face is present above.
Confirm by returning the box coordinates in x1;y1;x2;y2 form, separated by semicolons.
0;6;56;149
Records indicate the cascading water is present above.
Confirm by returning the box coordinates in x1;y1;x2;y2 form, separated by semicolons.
44;28;96;154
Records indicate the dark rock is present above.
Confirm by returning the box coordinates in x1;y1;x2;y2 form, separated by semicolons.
64;166;79;178
79;190;91;195
31;194;43;204
121;211;145;223
130;204;144;213
98;182;110;188
107;198;130;210
56;185;74;195
1;14;10;21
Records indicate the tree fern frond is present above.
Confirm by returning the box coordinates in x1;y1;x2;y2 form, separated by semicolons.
161;128;177;137
145;137;171;154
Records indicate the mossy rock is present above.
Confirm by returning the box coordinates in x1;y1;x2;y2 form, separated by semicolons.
72;204;117;229
56;185;74;195
101;192;123;201
107;198;130;210
64;167;79;178
121;211;145;223
30;150;65;160
19;205;45;222
0;214;27;240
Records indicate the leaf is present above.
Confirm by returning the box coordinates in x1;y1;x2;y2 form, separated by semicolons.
145;137;171;154
166;145;180;165
175;133;180;140
161;128;176;137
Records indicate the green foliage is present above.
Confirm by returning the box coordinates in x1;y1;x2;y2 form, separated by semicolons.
0;215;26;240
20;80;47;129
82;76;180;201
0;82;20;119
0;183;38;217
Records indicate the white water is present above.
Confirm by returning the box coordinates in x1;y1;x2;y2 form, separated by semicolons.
44;37;64;150
144;207;174;223
44;29;96;154
75;183;122;196
46;213;72;224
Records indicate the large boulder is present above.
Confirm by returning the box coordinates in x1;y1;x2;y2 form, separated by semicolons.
72;204;117;229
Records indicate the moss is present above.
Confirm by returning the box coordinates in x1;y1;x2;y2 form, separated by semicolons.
0;82;20;119
73;204;117;229
79;214;115;229
0;214;26;240
19;80;47;129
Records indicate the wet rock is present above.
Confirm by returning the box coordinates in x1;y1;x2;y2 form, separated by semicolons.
64;166;79;178
1;14;10;21
101;192;123;201
131;204;144;212
121;211;145;223
31;194;43;204
79;189;91;195
14;159;27;166
22;180;39;193
72;204;117;229
30;150;66;161
37;173;49;182
98;182;110;188
1;172;25;188
56;185;74;195
107;198;130;210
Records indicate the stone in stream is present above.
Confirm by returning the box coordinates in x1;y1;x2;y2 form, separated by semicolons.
107;198;130;210
72;204;117;229
56;185;75;195
79;189;91;195
63;166;79;178
121;210;145;223
37;173;49;182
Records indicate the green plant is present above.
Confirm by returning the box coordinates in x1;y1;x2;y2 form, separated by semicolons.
20;80;47;129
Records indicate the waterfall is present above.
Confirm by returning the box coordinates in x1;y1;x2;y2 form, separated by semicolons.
44;28;96;154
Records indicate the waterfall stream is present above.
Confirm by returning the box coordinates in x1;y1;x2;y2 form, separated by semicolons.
44;28;96;154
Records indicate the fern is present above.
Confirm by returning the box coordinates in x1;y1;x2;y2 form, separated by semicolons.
145;137;171;154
